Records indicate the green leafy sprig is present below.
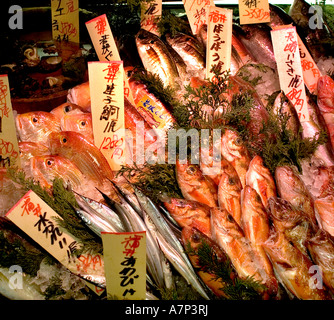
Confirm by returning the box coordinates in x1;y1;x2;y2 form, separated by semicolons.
186;240;266;300
7;169;103;255
117;162;182;202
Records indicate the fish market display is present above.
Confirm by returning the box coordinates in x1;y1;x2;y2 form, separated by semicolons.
1;0;334;301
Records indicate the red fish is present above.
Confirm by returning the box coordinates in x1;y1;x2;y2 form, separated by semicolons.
16;111;61;146
67;81;91;111
50;102;85;121
211;207;278;296
48;131;114;183
164;198;212;237
181;226;237;298
61;113;94;143
317;75;334;150
246;155;276;208
175;159;218;207
31;155;85;190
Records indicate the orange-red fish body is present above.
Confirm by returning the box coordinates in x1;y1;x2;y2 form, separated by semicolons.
217;171;242;225
263;223;330;300
246;155;276;208
240;186;278;296
164;198;212;237
275;166;318;230
50;102;85;122
210;207;277;295
176;159;218;207
48;131;114;183
16;111;61;146
61;113;94;143
67;81;91;111
317;75;334;150
31;155;85;190
181;226;236;298
220;129;251;188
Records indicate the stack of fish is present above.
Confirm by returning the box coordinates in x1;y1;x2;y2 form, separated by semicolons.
1;0;334;300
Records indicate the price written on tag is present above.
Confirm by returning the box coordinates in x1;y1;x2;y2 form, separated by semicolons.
101;231;146;300
140;0;162;36
86;14;134;105
0;74;20;169
272;25;322;95
6;190;105;287
182;0;214;35
51;0;79;43
297;35;322;94
88;61;125;171
238;0;270;25
206;7;233;80
271;26;310;122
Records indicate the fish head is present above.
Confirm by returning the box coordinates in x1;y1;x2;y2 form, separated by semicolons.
48;131;82;157
62;113;93;135
50;102;84;121
211;207;243;239
176;160;202;182
19;141;49;159
267;197;303;230
242;185;262;206
275;166;296;191
317;75;334;112
16;111;61;143
163;197;189;213
221;129;244;156
136;29;159;49
219;172;242;194
31;155;83;188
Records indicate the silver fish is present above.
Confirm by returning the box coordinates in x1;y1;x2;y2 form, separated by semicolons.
134;187;210;299
143;209;209;300
74;193;125;234
98;189;165;289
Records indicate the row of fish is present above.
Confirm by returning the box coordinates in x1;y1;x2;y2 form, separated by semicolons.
2;0;334;300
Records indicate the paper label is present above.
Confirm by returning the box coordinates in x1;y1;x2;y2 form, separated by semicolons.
51;0;79;43
238;0;270;25
272;25;322;95
86;14;134;105
6;190;105;287
0;75;20;169
88;61;125;171
271;26;310;122
101;232;146;300
297;35;322;95
182;0;214;35
141;0;162;36
206;7;233;80
136;94;170;129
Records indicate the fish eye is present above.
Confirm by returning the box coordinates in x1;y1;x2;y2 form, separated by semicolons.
64;105;72;113
149;40;155;44
227;214;234;222
62;137;67;143
80;121;86;127
186;165;197;175
228;177;235;185
46;159;54;166
32;117;38;123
